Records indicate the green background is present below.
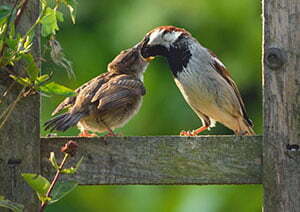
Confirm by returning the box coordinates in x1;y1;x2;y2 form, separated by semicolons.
42;0;262;211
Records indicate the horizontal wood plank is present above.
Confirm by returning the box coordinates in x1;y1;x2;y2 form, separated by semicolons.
41;136;262;185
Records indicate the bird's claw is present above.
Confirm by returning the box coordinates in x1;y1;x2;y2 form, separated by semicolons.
104;132;122;137
180;130;196;136
79;131;97;137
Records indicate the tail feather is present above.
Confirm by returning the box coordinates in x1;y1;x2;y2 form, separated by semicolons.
44;112;84;132
239;118;255;135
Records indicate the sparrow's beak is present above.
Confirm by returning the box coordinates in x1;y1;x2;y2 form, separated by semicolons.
139;37;155;62
142;56;155;62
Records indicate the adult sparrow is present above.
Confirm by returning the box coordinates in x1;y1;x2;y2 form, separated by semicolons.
140;26;255;136
45;44;149;136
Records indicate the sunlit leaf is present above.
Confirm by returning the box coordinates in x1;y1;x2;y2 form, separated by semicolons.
40;8;63;37
23;32;34;51
49;152;59;170
22;54;40;81
21;173;50;202
38;82;76;96
37;193;51;204
60;167;75;174
61;156;83;174
56;10;64;22
10;75;32;86
0;199;24;212
6;37;18;50
49;181;78;204
35;74;50;86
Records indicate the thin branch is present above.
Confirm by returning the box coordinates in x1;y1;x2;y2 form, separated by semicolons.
39;154;70;212
0;86;25;130
0;80;16;104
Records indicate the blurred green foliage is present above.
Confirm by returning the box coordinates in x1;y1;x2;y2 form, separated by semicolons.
42;0;262;211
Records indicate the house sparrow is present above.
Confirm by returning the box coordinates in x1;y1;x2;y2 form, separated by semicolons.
140;26;255;136
44;44;149;136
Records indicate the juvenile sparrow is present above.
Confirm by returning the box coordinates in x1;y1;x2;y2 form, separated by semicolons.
140;26;255;136
45;44;148;136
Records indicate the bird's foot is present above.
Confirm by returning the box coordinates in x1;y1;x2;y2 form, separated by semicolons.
79;130;97;137
180;126;209;136
180;130;196;136
104;132;122;137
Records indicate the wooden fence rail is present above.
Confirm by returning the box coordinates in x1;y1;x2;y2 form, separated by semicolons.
41;136;262;185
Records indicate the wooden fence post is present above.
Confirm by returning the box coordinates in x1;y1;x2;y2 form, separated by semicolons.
0;0;40;211
263;0;300;211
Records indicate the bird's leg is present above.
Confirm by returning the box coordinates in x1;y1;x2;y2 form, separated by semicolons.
180;126;209;136
79;130;97;137
104;131;117;137
100;120;118;137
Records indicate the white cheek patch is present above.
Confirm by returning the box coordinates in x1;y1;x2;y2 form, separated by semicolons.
163;31;182;43
148;29;183;48
148;30;164;46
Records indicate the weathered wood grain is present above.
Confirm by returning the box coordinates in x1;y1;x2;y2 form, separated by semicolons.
263;0;300;211
41;136;262;185
0;0;40;211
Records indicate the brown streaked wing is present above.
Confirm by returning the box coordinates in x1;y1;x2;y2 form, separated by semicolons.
51;72;110;115
91;75;145;111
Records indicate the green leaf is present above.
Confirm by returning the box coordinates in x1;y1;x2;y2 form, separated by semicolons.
56;10;64;22
0;199;24;212
6;37;18;50
40;8;63;37
49;152;59;170
37;74;50;82
21;173;50;200
37;193;51;204
22;54;40;81
49;181;78;204
35;74;50;86
38;82;76;96
61;156;83;174
0;5;11;21
23;33;34;51
10;75;32;86
60;167;75;174
0;196;4;200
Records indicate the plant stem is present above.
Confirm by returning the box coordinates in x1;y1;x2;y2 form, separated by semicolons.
39;153;70;212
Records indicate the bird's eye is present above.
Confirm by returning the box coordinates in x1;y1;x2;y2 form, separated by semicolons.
143;36;150;45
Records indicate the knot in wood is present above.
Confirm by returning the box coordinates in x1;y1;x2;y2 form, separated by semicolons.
7;159;22;166
265;47;286;70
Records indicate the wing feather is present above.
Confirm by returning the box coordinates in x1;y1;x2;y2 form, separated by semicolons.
51;72;110;115
209;52;253;127
91;75;145;111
